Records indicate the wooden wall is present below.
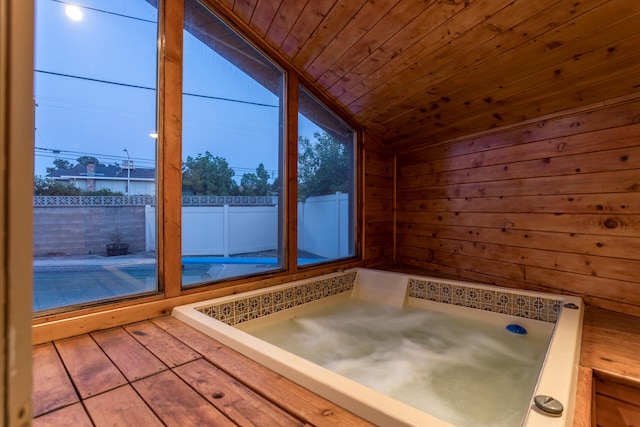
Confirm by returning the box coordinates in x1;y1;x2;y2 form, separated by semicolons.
395;96;640;316
363;130;394;266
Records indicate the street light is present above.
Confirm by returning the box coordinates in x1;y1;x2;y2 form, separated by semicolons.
65;5;83;21
123;148;130;195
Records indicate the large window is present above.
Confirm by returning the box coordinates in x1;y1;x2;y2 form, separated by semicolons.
298;87;356;265
31;0;358;315
33;0;159;312
181;0;285;287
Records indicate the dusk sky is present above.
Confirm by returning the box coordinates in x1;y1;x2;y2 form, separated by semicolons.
33;0;319;182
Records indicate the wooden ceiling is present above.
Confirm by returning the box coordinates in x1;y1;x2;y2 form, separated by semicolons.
210;0;640;152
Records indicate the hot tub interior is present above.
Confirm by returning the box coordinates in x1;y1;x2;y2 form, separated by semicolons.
173;268;583;427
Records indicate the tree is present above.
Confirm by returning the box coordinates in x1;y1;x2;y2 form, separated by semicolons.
34;176;83;195
239;163;271;196
46;158;73;174
182;151;238;195
76;156;103;166
44;156;106;174
298;131;351;201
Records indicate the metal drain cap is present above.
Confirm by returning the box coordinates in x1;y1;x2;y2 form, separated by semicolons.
534;395;564;415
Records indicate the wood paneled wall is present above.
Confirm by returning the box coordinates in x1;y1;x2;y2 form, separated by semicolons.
396;96;640;316
363;130;394;265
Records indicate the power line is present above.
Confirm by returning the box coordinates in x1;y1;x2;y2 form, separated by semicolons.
34;147;277;176
36;69;154;92
35;147;155;168
35;69;279;108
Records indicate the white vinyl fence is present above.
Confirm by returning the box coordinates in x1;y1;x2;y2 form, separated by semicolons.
146;205;278;256
145;193;350;258
298;192;350;259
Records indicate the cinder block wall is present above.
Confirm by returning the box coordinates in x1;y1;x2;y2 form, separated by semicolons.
33;207;146;256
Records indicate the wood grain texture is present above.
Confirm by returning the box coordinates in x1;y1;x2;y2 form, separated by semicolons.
362;131;394;265
574;367;594;427
91;327;167;382
395;97;640;315
595;394;640;427
33;311;640;427
581;308;640;427
32;403;93;427
133;370;236;426
205;0;640;150
33;316;373;426
157;0;184;299
83;385;164;427
124;320;201;367
581;307;640;380
54;334;127;399
32;343;78;417
152;315;375;426
174;358;303;427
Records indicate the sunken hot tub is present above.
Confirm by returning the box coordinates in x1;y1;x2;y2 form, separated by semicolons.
173;268;583;427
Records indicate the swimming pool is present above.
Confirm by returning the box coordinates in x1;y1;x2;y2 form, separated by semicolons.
33;255;323;312
33;264;160;311
173;268;584;427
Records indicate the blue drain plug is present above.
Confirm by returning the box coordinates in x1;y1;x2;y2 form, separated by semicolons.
506;324;527;335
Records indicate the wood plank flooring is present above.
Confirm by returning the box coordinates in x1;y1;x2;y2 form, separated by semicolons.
33;316;373;427
34;306;640;426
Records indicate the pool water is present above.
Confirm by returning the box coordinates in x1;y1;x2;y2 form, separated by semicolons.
33;260;286;312
33;264;161;311
243;298;554;427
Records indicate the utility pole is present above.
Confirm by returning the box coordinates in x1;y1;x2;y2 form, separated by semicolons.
123;148;131;195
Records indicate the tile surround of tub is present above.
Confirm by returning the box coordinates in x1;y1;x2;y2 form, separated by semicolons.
196;272;357;326
195;271;563;326
408;278;562;323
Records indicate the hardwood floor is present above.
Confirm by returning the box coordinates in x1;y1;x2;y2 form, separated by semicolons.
33;306;640;426
32;316;373;427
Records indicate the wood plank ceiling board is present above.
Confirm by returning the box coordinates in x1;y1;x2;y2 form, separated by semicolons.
380;0;640;145
304;0;401;81
292;0;371;71
263;1;308;49
351;0;574;122
390;5;640;146
207;0;640;152
279;1;337;59
316;0;432;90
331;0;507;107
232;0;258;24
248;0;280;37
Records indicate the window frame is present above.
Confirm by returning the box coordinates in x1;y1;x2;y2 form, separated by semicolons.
180;1;287;288
32;0;363;332
296;85;358;268
31;1;163;312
